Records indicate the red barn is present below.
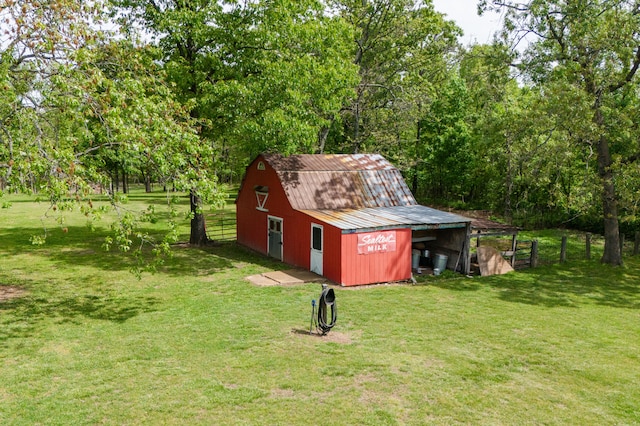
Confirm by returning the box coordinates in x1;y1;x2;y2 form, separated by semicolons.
236;153;471;286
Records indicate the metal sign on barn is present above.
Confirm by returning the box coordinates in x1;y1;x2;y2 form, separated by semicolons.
357;230;397;254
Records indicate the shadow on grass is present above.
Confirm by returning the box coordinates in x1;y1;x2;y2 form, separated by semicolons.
437;259;640;309
161;242;283;276
0;225;158;273
0;291;160;346
420;276;482;292
0;224;279;277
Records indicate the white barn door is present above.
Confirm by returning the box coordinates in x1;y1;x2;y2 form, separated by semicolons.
310;224;323;275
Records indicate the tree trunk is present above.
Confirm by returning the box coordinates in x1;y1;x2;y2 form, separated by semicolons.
412;118;421;195
144;173;152;193
353;95;361;154
597;136;622;265
317;125;330;154
113;166;119;193
594;104;622;265
122;167;128;194
189;191;209;246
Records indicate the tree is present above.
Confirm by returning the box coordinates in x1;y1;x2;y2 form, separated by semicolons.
458;43;515;212
482;0;640;265
328;0;460;154
0;0;102;192
0;0;217;260
459;44;589;222
417;74;474;202
115;0;357;244
114;0;224;245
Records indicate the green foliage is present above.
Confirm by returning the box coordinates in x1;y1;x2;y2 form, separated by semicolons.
117;0;357;163
2;0;640;259
327;0;461;154
418;75;474;201
0;1;222;254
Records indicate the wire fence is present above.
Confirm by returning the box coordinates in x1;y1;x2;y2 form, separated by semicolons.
470;231;640;272
207;210;237;242
522;232;639;266
513;239;534;269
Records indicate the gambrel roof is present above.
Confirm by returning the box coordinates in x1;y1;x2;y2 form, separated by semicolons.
262;153;416;210
259;153;471;232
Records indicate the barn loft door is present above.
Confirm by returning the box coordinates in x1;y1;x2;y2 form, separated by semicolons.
267;216;283;261
310;224;323;275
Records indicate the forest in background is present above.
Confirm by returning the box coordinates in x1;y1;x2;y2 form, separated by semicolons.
1;0;639;265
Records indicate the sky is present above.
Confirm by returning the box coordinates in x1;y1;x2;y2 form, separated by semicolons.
431;0;504;45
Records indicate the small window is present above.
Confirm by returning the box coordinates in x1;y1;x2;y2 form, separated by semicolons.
257;161;265;170
312;226;322;251
254;185;269;211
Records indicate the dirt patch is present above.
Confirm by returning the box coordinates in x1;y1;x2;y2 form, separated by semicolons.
269;388;296;399
290;328;354;344
0;286;26;302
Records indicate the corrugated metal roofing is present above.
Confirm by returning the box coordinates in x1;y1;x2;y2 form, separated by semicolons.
262;153;416;210
258;153;471;231
300;205;471;233
263;153;395;171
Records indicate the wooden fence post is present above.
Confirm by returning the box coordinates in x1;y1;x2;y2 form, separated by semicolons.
586;233;591;260
560;236;567;263
531;240;538;268
634;231;639;256
510;234;517;267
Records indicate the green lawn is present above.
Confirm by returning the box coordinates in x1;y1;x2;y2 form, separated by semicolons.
1;192;639;425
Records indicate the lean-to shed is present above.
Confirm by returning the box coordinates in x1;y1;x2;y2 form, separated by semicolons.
236;153;472;286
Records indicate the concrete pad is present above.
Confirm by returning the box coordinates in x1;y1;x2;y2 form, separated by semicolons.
246;269;326;287
280;269;324;283
263;270;305;284
245;274;280;287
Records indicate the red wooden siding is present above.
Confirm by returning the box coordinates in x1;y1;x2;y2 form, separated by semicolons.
281;213;312;269
236;156;293;255
283;212;344;282
317;221;343;284
339;229;412;286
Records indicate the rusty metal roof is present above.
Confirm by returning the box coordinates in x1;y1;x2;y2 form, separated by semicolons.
440;209;518;233
263;153;396;171
249;153;472;232
262;153;416;210
300;205;471;233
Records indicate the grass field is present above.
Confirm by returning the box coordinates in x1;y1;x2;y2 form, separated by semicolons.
1;190;639;425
